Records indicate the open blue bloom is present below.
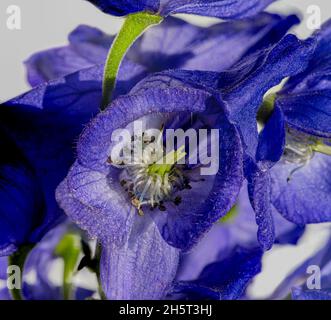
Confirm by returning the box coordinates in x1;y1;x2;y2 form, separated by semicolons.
86;0;277;19
25;13;299;87
56;69;244;298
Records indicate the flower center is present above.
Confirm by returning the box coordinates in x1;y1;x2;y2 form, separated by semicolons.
109;131;190;215
282;128;331;181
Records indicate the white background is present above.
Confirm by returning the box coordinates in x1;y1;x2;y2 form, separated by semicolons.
1;0;331;298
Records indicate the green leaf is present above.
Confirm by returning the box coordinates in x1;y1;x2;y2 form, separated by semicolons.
55;233;81;300
101;12;163;109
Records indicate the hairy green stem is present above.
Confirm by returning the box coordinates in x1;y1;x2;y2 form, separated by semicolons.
101;12;163;109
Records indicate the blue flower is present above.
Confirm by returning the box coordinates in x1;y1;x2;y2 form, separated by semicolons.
55;69;244;298
0;257;11;300
272;236;331;300
0;13;297;257
236;19;331;249
173;246;263;300
268;20;331;226
216;34;316;250
86;0;277;19
171;183;305;300
0;223;96;300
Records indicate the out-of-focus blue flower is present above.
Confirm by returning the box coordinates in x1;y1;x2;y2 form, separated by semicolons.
170;183;305;300
22;223;96;300
0;52;145;256
272;236;331;300
0;223;96;300
0;257;11;300
85;0;277;19
176;183;305;285
173;246;263;300
25;13;299;87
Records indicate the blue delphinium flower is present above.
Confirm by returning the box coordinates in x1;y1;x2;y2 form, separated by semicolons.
55;31;315;299
56;69;244;299
86;0;277;19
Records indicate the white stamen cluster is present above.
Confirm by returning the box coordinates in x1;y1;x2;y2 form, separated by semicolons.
110;132;186;215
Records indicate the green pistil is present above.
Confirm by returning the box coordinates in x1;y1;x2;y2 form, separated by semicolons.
312;141;331;156
148;146;186;178
219;206;238;224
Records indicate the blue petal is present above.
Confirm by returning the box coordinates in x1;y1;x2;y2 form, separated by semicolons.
271;153;331;224
0;257;11;300
256;105;286;169
174;246;263;300
22;224;67;300
292;287;331;300
100;214;179;300
25;25;113;87
220;34;315;160
161;0;277;19
86;0;276;18
25;14;298;87
277;19;331;138
86;0;159;16
0;66;104;244
0;129;43;255
272;238;331;299
245;160;275;250
129;13;299;72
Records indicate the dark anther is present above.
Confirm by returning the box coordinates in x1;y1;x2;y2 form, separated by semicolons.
107;156;112;164
174;196;182;206
159;204;166;211
120;180;127;187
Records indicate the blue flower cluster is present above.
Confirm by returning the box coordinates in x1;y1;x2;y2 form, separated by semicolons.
0;0;331;300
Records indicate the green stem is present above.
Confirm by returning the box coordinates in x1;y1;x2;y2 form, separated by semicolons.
55;233;81;300
8;244;34;300
101;12;163;109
